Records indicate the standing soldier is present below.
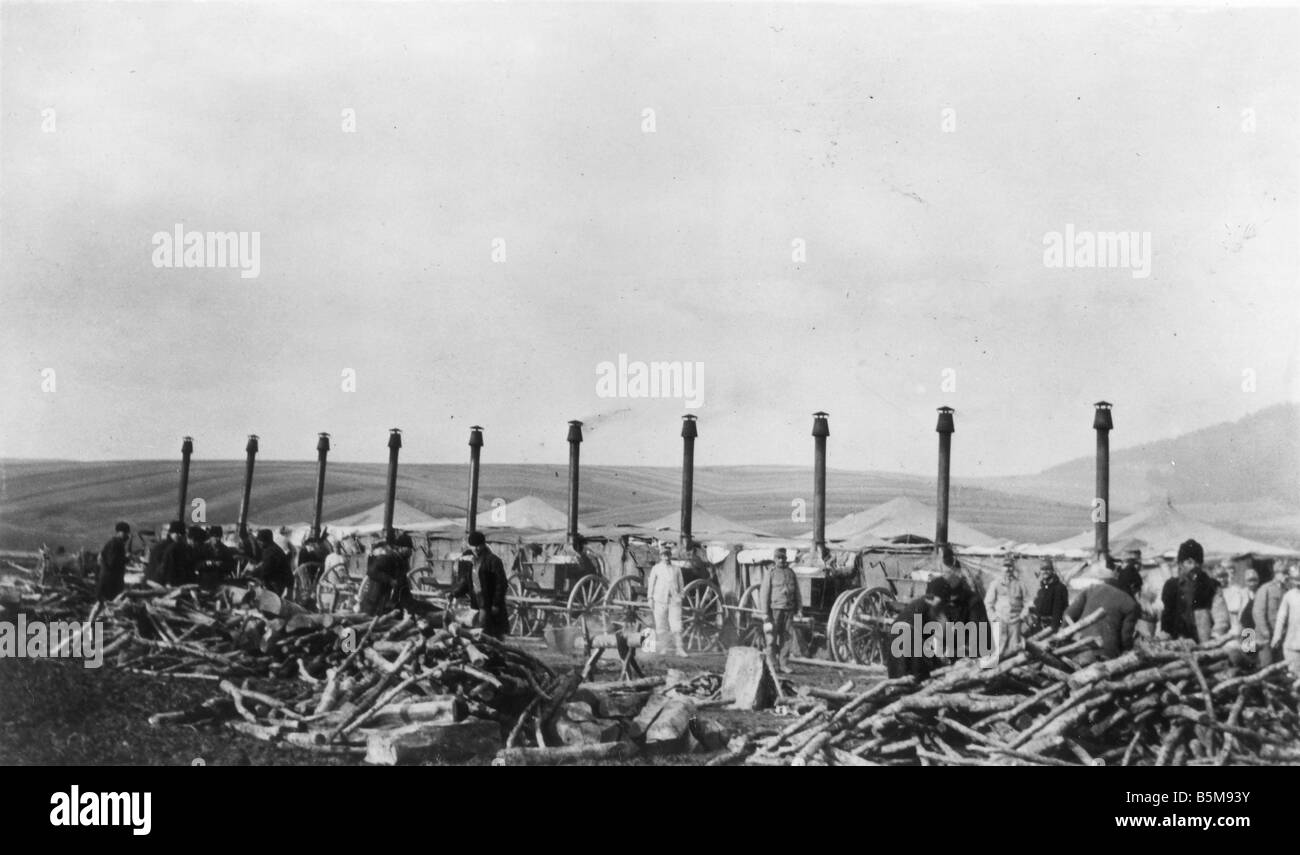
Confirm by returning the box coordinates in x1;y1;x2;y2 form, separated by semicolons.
197;525;234;591
448;531;508;637
96;522;131;602
645;543;688;657
759;547;801;673
1252;565;1288;666
160;521;196;586
248;528;293;596
1268;566;1300;676
984;555;1031;657
1160;539;1217;641
1031;558;1070;632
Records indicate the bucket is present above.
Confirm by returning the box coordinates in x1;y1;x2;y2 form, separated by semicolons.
542;625;585;656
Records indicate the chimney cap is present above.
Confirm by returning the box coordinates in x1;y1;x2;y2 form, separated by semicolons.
387;428;403;449
1093;402;1114;431
469;425;484;448
316;433;331;452
567;420;584;443
245;434;260;453
181;436;194;451
936;407;956;433
812;411;829;438
681;414;698;438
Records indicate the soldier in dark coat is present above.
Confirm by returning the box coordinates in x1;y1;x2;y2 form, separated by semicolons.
1160;539;1218;641
1031;558;1070;631
160;521;197;586
96;521;131;601
449;531;509;638
247;528;293;596
1065;565;1140;660
197;525;235;591
144;523;175;584
358;533;431;616
885;577;951;680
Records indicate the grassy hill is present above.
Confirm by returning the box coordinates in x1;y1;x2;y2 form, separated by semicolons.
4;404;1294;552
0;459;1089;552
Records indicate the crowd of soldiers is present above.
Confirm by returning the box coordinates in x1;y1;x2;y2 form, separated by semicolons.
94;520;513;639
884;538;1300;679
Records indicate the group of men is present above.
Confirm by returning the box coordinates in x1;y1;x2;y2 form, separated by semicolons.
97;520;297;601
883;536;1300;679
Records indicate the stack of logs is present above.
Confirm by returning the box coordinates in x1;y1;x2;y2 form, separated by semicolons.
715;610;1300;767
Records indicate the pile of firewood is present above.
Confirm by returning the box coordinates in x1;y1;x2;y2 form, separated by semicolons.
716;611;1300;767
12;570;565;762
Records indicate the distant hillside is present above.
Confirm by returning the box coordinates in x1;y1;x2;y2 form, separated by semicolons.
984;403;1299;531
4;405;1294;552
0;459;1088;551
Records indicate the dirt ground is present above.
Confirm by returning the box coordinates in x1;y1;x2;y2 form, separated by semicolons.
0;641;875;766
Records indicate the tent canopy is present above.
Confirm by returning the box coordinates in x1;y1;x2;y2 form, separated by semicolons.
811;497;1000;548
475;496;570;531
326;500;458;535
642;504;777;543
1043;500;1297;558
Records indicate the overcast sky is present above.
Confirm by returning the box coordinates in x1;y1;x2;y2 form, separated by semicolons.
2;2;1296;477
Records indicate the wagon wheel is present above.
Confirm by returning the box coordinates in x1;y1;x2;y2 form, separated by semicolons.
507;573;548;637
847;587;896;666
734;583;765;648
826;587;864;662
602;574;651;631
315;563;357;613
681;579;725;653
566;574;609;626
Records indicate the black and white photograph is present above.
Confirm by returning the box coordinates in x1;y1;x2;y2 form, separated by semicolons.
1;0;1297;813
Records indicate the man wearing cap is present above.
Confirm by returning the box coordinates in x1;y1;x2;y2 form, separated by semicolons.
759;548;801;672
886;577;950;680
984;556;1031;657
1252;565;1288;666
248;528;293;596
1160;539;1218;642
1064;560;1139;661
448;531;509;636
96;522;132;601
197;525;235;591
1117;549;1144;600
1031;558;1070;632
143;524;173;584
160;521;196;586
645;543;688;657
1269;566;1300;676
1213;561;1251;640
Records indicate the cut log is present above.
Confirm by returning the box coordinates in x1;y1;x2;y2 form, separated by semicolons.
554;715;623;746
365;697;466;728
364;720;501;765
493;741;638;766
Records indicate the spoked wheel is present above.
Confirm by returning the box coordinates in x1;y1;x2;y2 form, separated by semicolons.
507;573;548;637
826;587;864;662
734;583;765;648
847;587;896;666
681;579;725;653
315;564;358;613
601;574;651;632
566;574;609;626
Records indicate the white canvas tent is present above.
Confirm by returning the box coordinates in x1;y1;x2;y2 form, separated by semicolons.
642;504;777;544
810;497;1001;548
475;496;569;531
1042;500;1297;558
325;500;458;536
